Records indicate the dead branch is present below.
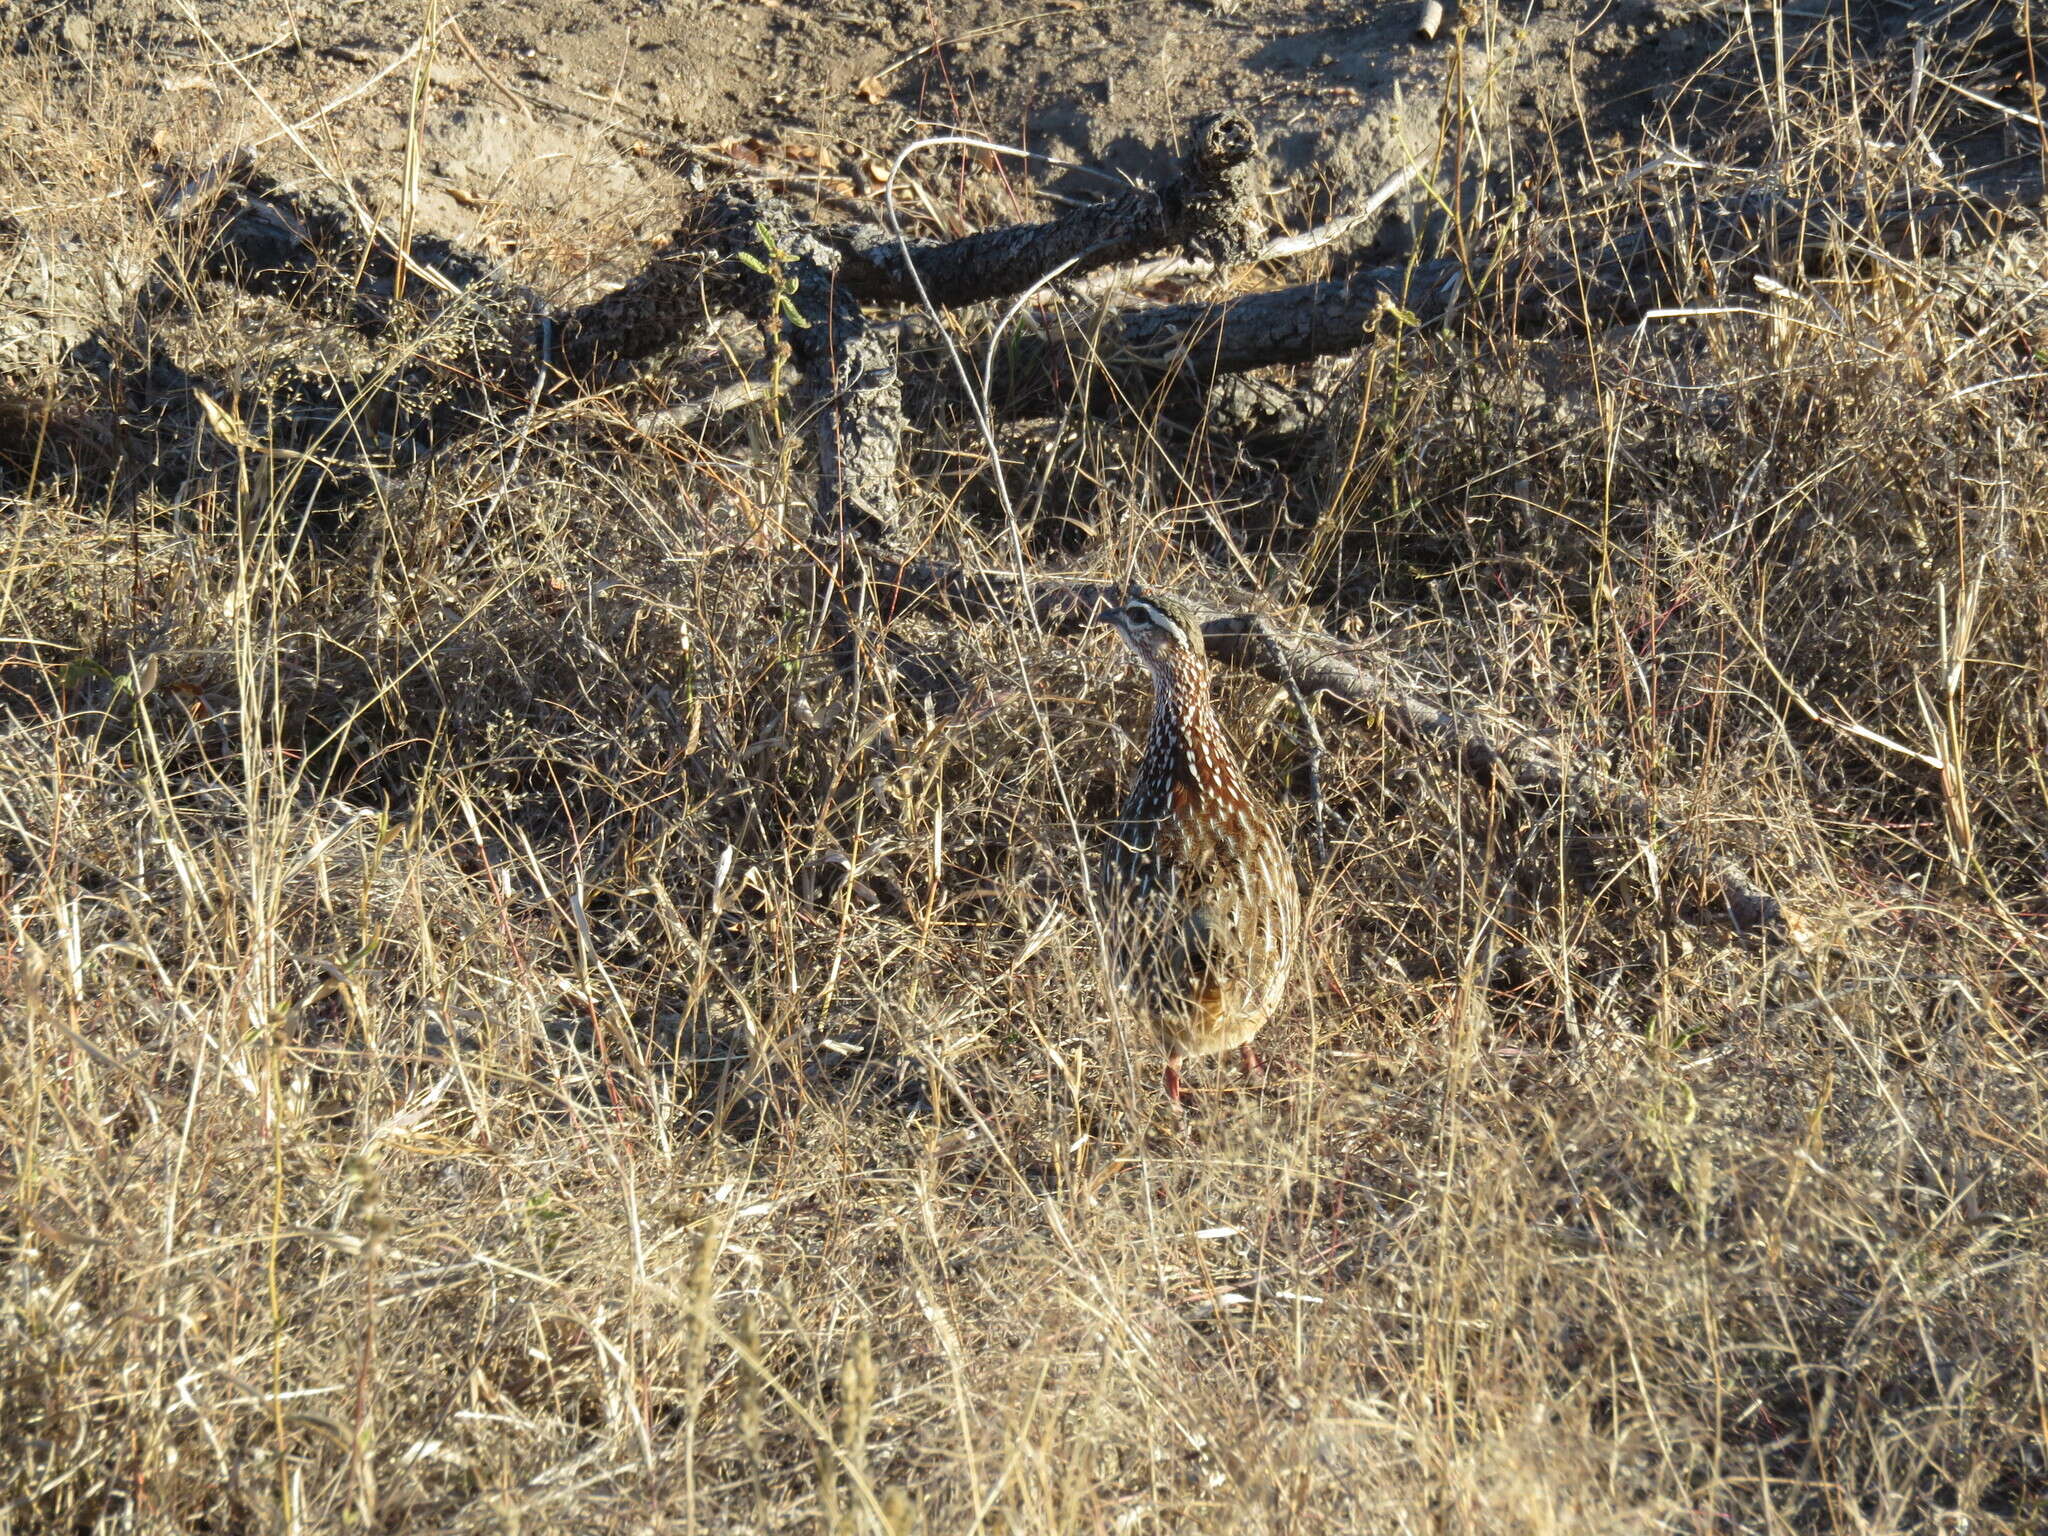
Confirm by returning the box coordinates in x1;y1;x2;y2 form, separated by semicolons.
161;133;2045;406
1062;164;1418;302
1038;166;2048;382
165;109;1264;386
703;187;906;549
1063;260;1460;381
851;554;1785;935
824;112;1263;308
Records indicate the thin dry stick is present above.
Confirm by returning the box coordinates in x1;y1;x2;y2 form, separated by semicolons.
390;0;441;309
1063;163;1421;304
1712;588;1944;772
446;18;534;121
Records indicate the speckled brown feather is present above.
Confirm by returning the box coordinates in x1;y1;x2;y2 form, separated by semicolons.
1097;595;1300;1097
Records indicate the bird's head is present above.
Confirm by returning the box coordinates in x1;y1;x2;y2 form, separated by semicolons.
1103;591;1207;674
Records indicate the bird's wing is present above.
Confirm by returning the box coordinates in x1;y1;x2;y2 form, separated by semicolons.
1175;900;1229;988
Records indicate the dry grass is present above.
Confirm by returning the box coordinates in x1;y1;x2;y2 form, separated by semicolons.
4;7;2048;1533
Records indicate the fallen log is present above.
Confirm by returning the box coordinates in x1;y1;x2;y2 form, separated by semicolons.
156;130;2047;422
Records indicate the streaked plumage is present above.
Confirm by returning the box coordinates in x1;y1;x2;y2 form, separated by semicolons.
1096;593;1301;1104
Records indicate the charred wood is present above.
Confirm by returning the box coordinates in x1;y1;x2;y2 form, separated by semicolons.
826;112;1263;307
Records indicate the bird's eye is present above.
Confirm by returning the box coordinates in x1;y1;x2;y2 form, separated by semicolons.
1128;602;1186;645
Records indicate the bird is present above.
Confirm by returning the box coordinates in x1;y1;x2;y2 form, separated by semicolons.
1095;591;1302;1105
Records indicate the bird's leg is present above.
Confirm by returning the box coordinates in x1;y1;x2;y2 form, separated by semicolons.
1238;1042;1262;1076
1163;1057;1186;1105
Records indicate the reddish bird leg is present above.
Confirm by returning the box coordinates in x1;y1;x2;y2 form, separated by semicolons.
1238;1042;1262;1076
1163;1057;1185;1105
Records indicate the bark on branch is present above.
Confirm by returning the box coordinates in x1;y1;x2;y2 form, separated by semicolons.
701;188;907;549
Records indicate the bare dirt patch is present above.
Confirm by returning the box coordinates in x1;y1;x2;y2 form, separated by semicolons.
15;0;1737;254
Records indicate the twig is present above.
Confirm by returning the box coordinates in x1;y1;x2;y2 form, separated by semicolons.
446;19;534;122
1712;590;1946;772
1262;166;1419;259
633;377;776;434
1062;163;1418;301
1925;71;2048;134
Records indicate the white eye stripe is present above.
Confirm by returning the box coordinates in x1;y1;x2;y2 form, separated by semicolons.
1122;597;1196;650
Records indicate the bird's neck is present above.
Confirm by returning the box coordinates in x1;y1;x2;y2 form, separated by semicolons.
1146;654;1237;783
